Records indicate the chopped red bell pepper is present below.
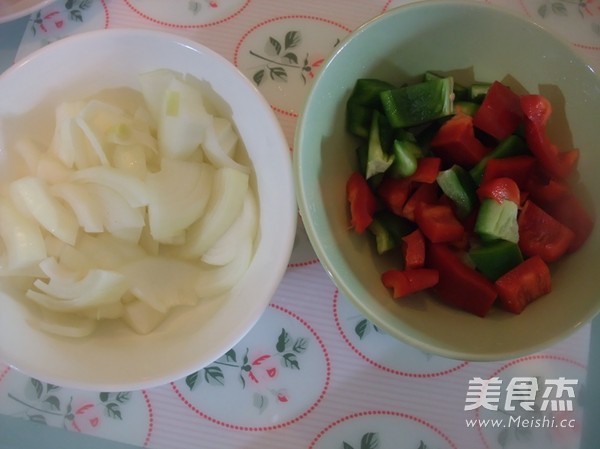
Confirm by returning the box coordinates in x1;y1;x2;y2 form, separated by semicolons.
430;113;490;168
346;171;378;233
405;157;441;184
477;177;520;204
481;155;536;189
524;169;570;209
517;199;575;262
520;95;579;179
414;202;465;243
495;256;551;314
473;81;523;141
544;192;594;252
426;242;498;317
381;268;439;299
401;228;426;269
401;182;439;221
376;176;411;216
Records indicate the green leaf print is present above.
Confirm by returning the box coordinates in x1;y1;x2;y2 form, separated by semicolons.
276;328;290;352
268;37;282;55
282;353;299;370
360;432;379;449
185;371;201;390
204;366;225;386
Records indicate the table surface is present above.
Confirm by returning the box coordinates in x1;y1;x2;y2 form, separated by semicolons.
0;1;599;448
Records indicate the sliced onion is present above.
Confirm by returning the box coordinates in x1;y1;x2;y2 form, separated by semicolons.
86;184;145;242
0;198;46;270
71;166;149;208
179;167;249;258
28;308;97;338
195;236;253;298
201;116;250;174
147;159;213;243
26;269;129;311
158;76;212;159
51;181;104;233
122;299;166;335
119;256;200;313
9;176;79;246
202;190;258;266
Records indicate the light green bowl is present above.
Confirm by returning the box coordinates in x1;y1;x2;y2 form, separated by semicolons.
294;0;600;361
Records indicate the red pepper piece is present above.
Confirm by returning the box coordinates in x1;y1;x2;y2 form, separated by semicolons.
477;177;520;204
544;192;594;252
495;256;552;314
414;202;465;243
517;199;575;262
520;95;579;179
405;157;441;184
430;113;490;168
480;155;536;189
401;182;439;221
524;169;570;209
376;176;411;216
381;268;439;299
473;81;523;141
401;228;426;269
346;171;377;233
426;242;498;317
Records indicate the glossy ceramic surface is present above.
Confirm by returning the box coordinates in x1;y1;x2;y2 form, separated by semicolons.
295;0;600;361
0;28;296;391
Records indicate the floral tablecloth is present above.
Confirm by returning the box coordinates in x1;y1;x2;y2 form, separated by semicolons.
0;1;599;448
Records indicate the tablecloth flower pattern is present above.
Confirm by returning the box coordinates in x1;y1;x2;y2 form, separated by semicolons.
2;0;599;448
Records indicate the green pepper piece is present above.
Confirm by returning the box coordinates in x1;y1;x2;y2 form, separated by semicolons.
368;210;415;254
436;165;478;219
379;77;454;128
469;82;492;103
365;110;395;179
469;240;524;280
475;198;519;243
469;134;528;184
423;71;468;101
390;139;422;178
346;78;395;138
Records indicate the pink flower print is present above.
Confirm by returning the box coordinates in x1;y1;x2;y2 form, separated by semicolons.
67;402;101;433
275;388;289;403
247;354;278;384
305;57;325;79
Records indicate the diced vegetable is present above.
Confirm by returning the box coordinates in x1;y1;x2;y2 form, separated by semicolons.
347;171;378;233
401;229;426;270
474;198;519;243
376;176;411;216
436;165;478;219
476;177;520;205
430;113;489;168
520;95;579;179
381;268;439;299
517;200;574;262
380;77;454;128
344;73;593;317
414;203;465;244
346;78;395;138
472;81;523;141
469;134;528;184
427;242;497;317
495;256;551;314
468;240;523;281
365;110;395;179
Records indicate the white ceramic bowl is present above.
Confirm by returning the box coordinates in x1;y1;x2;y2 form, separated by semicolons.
0;29;296;390
294;0;600;361
0;0;54;24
